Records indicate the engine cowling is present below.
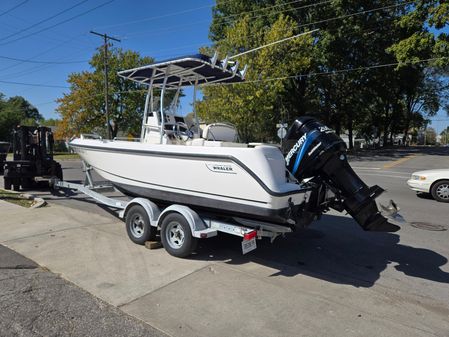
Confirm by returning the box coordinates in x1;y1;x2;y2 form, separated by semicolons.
283;116;399;232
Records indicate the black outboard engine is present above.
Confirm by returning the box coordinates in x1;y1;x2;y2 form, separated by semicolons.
283;116;399;232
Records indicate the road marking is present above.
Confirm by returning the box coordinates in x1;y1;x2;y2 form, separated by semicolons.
382;154;417;169
351;167;381;170
357;173;410;179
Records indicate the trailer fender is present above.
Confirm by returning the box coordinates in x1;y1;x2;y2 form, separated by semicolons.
121;198;160;227
158;205;207;237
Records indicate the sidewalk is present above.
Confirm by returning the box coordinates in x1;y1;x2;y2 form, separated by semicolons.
0;244;167;337
1;199;449;337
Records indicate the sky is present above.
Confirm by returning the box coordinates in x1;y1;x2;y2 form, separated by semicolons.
0;0;448;134
0;0;213;120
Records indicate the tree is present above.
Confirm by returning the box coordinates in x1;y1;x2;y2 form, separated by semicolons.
205;0;448;147
0;93;42;141
56;48;154;139
425;127;437;145
440;127;449;145
198;14;314;142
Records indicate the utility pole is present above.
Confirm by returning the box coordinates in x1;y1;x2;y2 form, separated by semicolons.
90;31;120;139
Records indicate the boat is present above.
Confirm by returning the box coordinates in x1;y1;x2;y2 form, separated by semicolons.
69;53;399;232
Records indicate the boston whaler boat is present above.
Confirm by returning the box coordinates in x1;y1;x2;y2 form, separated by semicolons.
68;53;400;257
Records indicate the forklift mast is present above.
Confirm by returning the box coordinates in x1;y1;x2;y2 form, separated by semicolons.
12;126;54;162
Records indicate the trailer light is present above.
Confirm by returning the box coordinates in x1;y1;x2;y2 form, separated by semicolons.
200;233;208;238
243;231;257;240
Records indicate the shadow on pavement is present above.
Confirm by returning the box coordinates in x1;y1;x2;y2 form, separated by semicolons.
13;177;449;289
192;214;449;288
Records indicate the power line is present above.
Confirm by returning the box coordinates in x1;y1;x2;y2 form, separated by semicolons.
0;79;69;88
0;0;115;46
205;56;449;87
0;55;88;64
296;1;413;30
0;34;93;74
221;0;332;25
0;0;88;42
120;0;402;47
95;3;216;30
120;0;328;40
0;0;29;18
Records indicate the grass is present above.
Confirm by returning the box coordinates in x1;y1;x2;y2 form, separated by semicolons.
0;189;34;208
53;153;79;160
5;153;79;160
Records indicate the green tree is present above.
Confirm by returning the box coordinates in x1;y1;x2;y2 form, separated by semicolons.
0;93;42;141
440;127;449;145
205;0;448;147
57;48;154;139
198;14;314;142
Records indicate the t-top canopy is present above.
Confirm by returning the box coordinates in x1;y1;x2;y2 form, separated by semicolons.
117;53;247;88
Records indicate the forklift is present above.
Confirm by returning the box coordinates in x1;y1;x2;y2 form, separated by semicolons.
3;126;63;191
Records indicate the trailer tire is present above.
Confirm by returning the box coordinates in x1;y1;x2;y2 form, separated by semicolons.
160;213;197;258
125;205;156;245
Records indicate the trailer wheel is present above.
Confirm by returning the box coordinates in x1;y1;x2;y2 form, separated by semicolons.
160;213;197;258
125;205;156;245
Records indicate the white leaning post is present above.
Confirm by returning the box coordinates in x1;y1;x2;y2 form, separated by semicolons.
159;65;170;144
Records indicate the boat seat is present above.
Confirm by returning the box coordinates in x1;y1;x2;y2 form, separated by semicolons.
204;141;247;147
185;139;247;147
202;123;238;142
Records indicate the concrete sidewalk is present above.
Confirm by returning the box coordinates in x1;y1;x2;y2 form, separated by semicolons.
1;199;449;337
0;244;167;337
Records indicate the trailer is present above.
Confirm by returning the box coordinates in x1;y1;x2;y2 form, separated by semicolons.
51;163;294;258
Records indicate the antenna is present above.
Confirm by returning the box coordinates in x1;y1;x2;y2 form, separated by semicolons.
229;29;318;59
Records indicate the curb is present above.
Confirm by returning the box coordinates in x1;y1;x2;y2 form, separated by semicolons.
19;193;47;209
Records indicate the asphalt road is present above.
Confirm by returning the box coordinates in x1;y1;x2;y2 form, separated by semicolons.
1;146;448;336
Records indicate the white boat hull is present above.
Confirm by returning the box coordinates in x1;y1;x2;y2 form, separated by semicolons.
70;139;310;224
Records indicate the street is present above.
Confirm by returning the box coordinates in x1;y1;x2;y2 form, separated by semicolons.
1;147;448;337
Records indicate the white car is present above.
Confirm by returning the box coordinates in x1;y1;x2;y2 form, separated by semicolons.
407;169;449;202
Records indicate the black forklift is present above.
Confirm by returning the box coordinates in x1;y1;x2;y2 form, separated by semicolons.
3;126;63;191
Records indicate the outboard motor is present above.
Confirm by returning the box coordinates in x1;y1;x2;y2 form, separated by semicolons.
283;116;399;232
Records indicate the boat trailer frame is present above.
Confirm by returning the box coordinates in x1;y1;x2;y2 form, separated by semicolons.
51;163;292;257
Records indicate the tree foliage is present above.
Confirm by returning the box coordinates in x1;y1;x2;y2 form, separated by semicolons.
198;14;314;142
201;0;449;147
0;93;42;141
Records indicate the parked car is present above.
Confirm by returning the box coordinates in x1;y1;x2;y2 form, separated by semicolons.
407;169;449;202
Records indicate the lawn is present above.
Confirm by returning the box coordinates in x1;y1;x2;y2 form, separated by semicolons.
0;189;35;208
